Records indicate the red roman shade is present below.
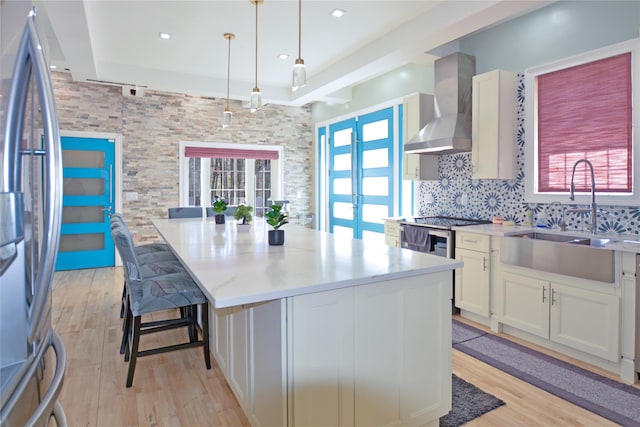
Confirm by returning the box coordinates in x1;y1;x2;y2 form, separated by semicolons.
185;146;279;160
537;52;632;193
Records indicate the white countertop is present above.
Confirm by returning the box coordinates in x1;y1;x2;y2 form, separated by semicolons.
453;223;640;253
152;218;462;308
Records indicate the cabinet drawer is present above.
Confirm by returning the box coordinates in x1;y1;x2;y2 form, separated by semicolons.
384;221;400;235
456;232;490;252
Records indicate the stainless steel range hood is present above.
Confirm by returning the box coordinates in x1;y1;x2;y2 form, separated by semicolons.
405;52;476;154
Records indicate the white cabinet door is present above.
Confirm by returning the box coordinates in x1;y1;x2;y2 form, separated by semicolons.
455;247;490;317
250;300;286;427
229;307;250;413
499;271;549;338
213;306;231;376
290;287;355;427
384;220;400;248
402;93;438;181
549;282;620;362
354;272;451;427
471;69;517;180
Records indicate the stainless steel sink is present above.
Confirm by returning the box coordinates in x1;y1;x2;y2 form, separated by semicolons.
501;232;615;283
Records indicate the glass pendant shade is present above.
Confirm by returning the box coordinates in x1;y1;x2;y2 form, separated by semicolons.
222;107;233;128
250;87;262;112
292;58;306;91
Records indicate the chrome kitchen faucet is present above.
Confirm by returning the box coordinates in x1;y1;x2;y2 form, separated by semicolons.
568;159;597;234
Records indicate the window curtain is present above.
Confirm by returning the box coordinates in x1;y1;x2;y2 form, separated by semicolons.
185;146;279;160
537;52;632;193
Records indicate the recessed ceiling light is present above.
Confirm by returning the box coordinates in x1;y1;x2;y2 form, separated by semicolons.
159;32;171;40
278;53;289;60
50;65;57;69
330;8;345;18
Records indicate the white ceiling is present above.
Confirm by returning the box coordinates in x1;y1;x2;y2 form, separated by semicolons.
34;0;552;107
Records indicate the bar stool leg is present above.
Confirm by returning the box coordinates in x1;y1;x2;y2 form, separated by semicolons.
202;303;211;369
126;316;142;388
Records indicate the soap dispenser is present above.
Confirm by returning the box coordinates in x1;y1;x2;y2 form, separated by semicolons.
536;210;548;228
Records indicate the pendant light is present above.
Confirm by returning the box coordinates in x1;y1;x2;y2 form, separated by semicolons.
222;33;235;128
250;0;263;112
291;0;306;91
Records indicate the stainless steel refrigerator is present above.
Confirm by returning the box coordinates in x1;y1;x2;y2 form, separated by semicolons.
1;1;67;426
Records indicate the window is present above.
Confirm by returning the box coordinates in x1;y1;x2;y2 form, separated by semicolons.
525;39;640;206
179;142;283;215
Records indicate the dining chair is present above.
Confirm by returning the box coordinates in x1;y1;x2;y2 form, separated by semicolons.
168;207;204;218
111;225;211;387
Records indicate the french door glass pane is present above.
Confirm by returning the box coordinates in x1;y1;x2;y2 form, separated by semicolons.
210;158;246;205
362;148;388;169
333;178;351;195
63;149;104;168
63;178;103;196
255;159;272;217
333;153;351;171
333;128;353;147
361;119;388;142
362;177;388;196
333;202;353;220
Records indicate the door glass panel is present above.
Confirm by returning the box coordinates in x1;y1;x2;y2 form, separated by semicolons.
333;225;353;240
63;149;105;168
361;204;388;224
188;157;202;206
362;119;388;142
333;202;353;220
362;148;389;169
59;233;105;252
62;206;104;224
63;178;104;196
333;153;351;171
333;128;353;147
333;178;351;195
362;230;385;246
362;177;388;196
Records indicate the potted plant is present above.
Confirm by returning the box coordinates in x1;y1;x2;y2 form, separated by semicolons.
265;204;288;245
211;196;227;224
233;204;253;231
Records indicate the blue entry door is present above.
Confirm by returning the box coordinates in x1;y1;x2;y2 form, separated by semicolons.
328;107;394;243
56;136;115;270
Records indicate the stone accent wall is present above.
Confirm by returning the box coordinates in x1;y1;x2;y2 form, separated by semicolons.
52;72;313;243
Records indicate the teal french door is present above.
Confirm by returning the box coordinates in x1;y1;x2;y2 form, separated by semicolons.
328;107;394;242
56;136;115;270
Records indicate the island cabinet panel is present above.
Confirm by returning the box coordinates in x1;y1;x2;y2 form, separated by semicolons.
289;272;452;427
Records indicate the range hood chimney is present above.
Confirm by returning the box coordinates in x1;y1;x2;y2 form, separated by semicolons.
405;52;476;154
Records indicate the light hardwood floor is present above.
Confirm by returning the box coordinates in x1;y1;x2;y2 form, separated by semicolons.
52;267;638;426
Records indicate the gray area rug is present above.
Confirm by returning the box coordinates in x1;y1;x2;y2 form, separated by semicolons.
453;320;640;426
440;374;505;426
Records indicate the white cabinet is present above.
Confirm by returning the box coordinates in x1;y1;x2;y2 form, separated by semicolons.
402;93;438;181
471;69;517;180
498;269;620;361
210;301;286;427
455;232;491;317
290;272;452;426
384;219;401;248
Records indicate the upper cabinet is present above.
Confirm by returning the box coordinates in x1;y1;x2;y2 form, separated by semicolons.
471;70;517;180
402;93;438;181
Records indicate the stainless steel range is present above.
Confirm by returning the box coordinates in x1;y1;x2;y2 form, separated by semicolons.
399;216;491;313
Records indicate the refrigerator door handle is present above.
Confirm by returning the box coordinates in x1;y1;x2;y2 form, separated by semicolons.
0;331;66;427
51;401;68;427
4;11;63;345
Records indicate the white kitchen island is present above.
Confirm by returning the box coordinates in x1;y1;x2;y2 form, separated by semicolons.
152;218;462;427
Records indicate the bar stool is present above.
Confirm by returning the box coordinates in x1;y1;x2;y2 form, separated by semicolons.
112;225;211;387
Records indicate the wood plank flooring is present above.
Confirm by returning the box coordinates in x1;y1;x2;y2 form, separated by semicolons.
52;267;638;426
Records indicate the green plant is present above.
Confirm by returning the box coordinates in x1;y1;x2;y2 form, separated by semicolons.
265;204;288;230
233;204;253;224
211;196;227;214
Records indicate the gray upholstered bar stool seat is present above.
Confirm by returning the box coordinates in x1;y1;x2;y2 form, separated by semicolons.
112;225;211;388
111;213;172;255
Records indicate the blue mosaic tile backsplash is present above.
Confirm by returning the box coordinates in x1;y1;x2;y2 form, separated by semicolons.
417;74;640;235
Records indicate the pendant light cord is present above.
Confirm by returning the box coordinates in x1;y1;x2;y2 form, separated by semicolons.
226;36;231;109
297;0;301;59
254;1;258;89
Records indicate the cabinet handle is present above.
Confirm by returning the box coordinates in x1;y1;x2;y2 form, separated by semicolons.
542;287;547;303
465;238;478;244
482;256;487;271
551;288;557;305
414;167;418;178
